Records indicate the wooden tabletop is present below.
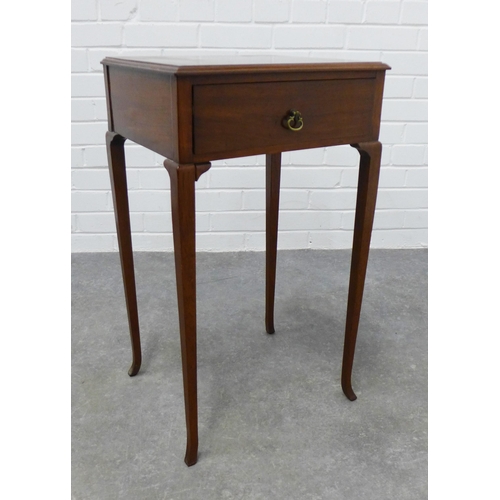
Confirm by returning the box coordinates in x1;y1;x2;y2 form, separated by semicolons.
101;55;390;75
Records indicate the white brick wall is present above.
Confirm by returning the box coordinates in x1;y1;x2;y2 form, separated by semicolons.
71;0;428;252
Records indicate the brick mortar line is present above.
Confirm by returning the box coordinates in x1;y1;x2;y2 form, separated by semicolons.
72;187;428;193
72;228;427;235
71;21;426;28
72;208;428;215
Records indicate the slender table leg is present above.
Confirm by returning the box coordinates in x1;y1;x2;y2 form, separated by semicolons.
106;131;142;377
163;159;211;467
341;141;382;401
265;153;282;334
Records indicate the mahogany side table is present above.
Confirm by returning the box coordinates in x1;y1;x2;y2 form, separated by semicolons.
101;55;390;466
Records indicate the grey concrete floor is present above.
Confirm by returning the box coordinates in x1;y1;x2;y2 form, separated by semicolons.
72;249;427;500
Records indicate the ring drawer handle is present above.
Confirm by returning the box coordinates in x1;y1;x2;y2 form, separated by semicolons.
283;110;304;132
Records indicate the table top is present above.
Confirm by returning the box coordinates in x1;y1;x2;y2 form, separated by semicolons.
101;55;390;76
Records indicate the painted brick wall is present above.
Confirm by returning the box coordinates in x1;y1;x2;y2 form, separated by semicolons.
71;0;428;252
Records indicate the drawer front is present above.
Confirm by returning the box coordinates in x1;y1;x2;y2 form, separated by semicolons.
192;78;378;159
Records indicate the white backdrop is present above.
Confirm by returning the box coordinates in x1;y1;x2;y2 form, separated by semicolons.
71;0;428;252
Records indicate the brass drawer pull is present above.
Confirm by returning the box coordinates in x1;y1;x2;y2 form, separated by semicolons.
283;109;304;132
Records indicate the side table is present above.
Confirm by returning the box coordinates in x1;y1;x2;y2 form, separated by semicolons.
102;55;390;466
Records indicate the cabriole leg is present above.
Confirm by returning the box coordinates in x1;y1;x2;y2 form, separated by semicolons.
106;131;142;377
164;159;211;466
265;153;282;334
341;141;382;401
